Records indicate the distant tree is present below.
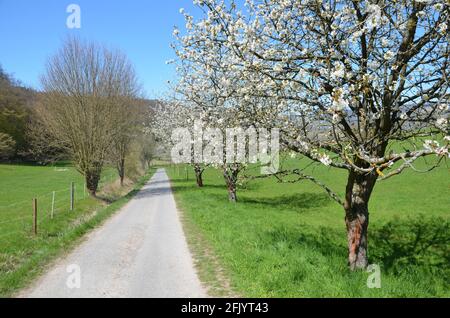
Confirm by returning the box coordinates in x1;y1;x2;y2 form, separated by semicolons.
26;113;68;164
36;37;140;196
0;66;34;159
110;98;143;186
0;132;15;160
152;100;212;188
110;97;161;185
138;132;156;170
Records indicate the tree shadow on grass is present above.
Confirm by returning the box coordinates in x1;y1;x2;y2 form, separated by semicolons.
240;192;332;212
371;215;450;272
259;215;449;275
170;184;227;193
261;225;345;257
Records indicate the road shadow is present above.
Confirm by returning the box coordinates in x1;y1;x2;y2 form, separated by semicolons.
142;179;171;186
132;182;227;200
133;186;174;199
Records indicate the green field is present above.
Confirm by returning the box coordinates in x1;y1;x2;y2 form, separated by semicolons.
167;158;450;297
0;163;154;297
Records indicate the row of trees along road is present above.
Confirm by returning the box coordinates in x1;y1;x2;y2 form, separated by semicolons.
170;0;449;270
32;37;143;195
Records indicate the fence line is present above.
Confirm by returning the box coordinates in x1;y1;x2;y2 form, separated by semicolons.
0;184;78;211
0;172;118;210
0;173;119;241
1;181;83;204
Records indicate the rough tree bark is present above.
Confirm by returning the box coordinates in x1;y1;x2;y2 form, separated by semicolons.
344;170;377;270
223;165;239;202
85;164;102;197
193;164;204;187
118;158;125;186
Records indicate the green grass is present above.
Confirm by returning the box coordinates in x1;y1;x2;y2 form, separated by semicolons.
167;158;450;297
0;163;155;297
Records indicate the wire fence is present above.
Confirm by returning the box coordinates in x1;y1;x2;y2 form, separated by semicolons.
0;173;117;246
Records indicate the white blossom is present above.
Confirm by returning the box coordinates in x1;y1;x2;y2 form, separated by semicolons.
438;23;447;35
423;140;440;151
170;0;449;198
438;104;448;111
331;62;345;79
434;3;444;10
383;50;395;61
436;117;448;130
417;11;426;18
273;64;283;72
365;4;382;31
332;113;341;124
318;153;332;166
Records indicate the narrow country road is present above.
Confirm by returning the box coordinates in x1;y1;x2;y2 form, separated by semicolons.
20;168;207;298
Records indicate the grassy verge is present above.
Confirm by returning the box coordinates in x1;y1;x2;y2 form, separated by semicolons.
166;159;449;297
0;164;155;297
171;178;238;297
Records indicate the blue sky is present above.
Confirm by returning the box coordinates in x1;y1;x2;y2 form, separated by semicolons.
0;0;201;98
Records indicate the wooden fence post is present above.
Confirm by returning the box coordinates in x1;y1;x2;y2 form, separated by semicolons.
33;198;37;235
51;191;55;219
70;182;74;211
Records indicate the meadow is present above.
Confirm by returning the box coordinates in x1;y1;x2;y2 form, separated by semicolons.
0;162;154;297
167;157;449;297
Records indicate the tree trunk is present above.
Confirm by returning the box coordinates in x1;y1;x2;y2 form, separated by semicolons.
85;168;101;196
223;165;239;202
227;184;237;202
194;164;204;187
118;158;125;186
344;170;377;270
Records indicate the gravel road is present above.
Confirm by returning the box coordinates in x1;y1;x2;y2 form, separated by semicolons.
20;168;207;298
